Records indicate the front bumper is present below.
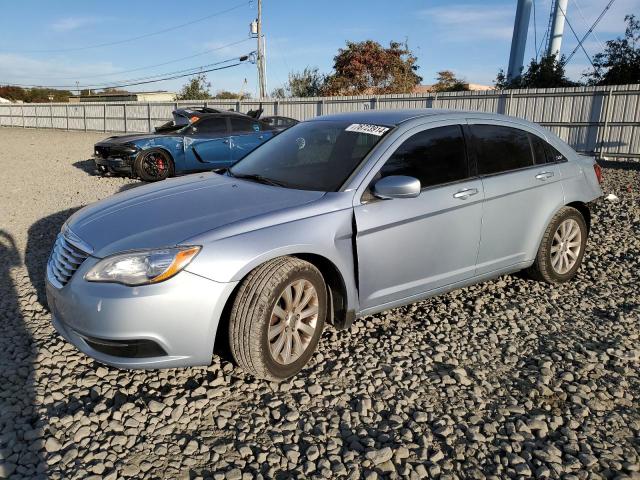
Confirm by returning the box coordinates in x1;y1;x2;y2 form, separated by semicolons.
46;257;238;369
94;155;134;174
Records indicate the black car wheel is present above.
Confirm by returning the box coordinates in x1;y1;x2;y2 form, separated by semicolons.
134;149;173;182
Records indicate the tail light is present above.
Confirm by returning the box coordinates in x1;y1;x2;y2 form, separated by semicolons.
593;163;603;184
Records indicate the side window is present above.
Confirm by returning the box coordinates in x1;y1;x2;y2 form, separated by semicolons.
471;124;534;175
230;118;260;133
546;143;567;163
380;125;469;189
530;134;549;165
193;118;227;136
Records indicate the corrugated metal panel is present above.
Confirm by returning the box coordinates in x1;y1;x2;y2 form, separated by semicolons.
0;85;638;157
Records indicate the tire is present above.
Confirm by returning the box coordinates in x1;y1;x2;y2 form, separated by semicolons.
134;149;173;182
527;206;588;284
228;257;327;381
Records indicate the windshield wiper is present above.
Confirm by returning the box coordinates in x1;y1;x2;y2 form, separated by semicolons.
228;172;290;188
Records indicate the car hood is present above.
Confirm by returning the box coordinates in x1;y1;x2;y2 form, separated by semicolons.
65;173;325;258
96;133;176;146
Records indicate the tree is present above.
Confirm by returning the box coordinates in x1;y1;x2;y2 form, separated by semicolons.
323;40;422;95
213;90;251;100
495;54;576;89
585;15;640;85
432;70;468;92
269;67;325;98
0;85;72;102
176;73;211;100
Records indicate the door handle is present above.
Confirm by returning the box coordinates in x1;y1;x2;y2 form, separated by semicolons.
535;171;554;180
453;188;479;200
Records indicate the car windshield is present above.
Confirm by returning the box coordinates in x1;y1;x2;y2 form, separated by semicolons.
228;120;391;191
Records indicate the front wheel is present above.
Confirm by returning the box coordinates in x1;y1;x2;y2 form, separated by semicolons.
134;149;173;182
527;206;588;283
228;257;327;381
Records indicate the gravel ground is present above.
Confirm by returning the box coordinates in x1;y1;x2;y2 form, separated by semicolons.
0;126;639;480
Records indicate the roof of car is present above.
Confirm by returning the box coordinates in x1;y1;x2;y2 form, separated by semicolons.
313;109;519;126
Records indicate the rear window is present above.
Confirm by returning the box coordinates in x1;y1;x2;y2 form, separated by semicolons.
471;124;534;175
230;117;260;133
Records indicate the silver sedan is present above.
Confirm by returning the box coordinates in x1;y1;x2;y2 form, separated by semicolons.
46;109;603;380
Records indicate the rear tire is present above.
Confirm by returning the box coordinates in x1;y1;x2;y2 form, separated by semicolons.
134;149;173;182
228;257;327;381
527;206;588;284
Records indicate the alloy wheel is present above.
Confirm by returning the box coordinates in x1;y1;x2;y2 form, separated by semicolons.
268;279;319;365
551;218;582;274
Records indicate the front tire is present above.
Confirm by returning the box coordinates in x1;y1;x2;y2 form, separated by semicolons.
527;206;588;283
134;149;173;182
228;257;327;381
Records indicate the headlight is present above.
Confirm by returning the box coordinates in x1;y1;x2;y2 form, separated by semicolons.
85;246;201;286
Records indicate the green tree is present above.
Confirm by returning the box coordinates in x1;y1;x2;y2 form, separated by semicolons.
495;54;576;89
585;15;640;85
214;90;250;100
323;40;422;95
432;70;469;92
176;73;211;100
270;67;326;98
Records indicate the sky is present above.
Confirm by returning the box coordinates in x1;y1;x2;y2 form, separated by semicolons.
0;0;637;97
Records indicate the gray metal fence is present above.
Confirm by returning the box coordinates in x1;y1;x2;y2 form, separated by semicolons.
1;84;638;159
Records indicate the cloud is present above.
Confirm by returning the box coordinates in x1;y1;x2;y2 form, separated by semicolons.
51;17;98;32
418;5;514;41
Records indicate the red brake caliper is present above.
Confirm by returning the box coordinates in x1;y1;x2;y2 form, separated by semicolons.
156;157;165;172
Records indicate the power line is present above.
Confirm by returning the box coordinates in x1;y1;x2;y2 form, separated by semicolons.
557;2;595;68
3;2;251;54
566;0;616;63
23;38;253;81
571;0;606;51
1;54;254;90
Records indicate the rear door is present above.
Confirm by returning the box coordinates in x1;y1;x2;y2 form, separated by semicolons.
354;122;484;311
229;117;273;161
184;117;232;169
468;120;565;275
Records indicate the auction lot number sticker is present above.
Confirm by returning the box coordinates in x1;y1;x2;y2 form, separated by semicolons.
345;124;390;136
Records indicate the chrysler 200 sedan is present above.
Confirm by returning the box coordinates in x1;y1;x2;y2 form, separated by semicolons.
47;109;603;380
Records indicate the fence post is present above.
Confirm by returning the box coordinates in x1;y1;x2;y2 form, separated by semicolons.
236;100;241;112
507;91;514;116
147;103;152;133
21;105;25;128
123;104;127;133
50;105;53;129
370;97;377;110
103;104;107;132
83;105;87;131
597;88;614;158
274;100;279;116
317;99;324;117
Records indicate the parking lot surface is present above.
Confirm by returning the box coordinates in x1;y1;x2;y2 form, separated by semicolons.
0;127;638;479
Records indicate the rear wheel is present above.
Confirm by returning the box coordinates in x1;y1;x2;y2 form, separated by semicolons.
134;149;173;182
527;206;588;283
228;257;327;381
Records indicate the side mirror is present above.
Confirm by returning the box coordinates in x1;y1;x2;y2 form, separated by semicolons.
372;175;421;199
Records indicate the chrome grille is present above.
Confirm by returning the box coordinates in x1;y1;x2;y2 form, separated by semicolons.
47;234;90;288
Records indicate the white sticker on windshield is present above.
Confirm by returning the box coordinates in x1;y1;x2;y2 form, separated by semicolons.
345;123;390;136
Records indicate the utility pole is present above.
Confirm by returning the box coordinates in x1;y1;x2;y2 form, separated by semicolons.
547;0;569;59
507;0;533;81
256;0;267;98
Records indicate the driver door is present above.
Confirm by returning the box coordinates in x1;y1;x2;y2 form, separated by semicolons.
354;123;484;312
183;117;232;169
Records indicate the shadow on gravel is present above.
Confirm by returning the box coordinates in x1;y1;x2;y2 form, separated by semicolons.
26;207;81;309
118;181;147;193
72;159;99;176
0;230;46;478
